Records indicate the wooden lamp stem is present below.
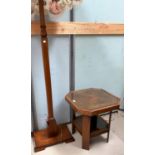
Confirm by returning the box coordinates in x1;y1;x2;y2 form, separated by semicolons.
32;1;74;152
38;0;58;137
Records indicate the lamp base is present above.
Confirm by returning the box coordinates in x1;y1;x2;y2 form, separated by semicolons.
32;124;74;152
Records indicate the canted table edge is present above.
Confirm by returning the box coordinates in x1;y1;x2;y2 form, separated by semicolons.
65;95;120;116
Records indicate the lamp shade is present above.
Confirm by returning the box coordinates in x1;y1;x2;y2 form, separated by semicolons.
31;0;82;17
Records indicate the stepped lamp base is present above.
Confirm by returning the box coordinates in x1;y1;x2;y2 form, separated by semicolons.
32;124;74;152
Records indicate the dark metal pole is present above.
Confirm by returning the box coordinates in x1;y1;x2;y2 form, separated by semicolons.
69;9;75;122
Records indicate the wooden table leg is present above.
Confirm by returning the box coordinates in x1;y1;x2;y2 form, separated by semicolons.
107;111;112;142
82;116;91;150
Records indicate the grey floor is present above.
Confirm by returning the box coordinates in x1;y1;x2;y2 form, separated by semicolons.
32;111;124;155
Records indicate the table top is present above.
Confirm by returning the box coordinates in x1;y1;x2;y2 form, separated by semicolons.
65;88;120;116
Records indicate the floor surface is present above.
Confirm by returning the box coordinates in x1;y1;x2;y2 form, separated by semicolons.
32;111;124;155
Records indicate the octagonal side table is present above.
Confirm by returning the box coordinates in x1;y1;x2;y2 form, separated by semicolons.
65;88;120;150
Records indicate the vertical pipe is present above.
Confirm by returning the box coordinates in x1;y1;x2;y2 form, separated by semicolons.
70;9;75;91
69;9;75;122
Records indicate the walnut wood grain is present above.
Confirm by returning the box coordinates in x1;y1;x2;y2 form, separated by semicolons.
65;88;120;150
33;124;74;152
73;116;109;137
31;22;124;35
38;0;58;137
82;116;91;150
65;88;120;116
32;0;74;152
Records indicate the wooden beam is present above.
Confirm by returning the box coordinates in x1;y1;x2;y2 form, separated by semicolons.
31;22;124;35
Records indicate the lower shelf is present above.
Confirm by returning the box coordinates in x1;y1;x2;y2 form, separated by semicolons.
73;116;109;137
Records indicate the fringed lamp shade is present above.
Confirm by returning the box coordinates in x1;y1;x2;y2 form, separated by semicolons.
32;0;82;17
